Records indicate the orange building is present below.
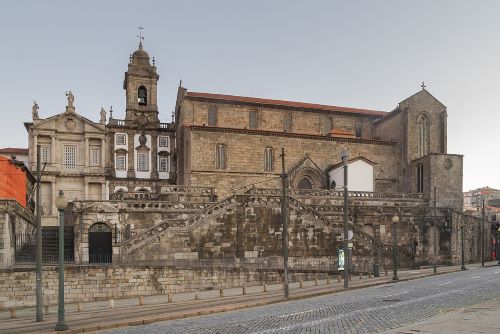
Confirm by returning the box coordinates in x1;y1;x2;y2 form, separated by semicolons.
0;156;27;207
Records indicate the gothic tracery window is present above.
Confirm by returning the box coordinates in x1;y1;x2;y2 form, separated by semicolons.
417;113;430;157
215;144;226;169
264;147;273;172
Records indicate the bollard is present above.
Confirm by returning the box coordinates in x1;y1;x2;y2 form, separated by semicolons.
242;286;247;295
359;273;363;280
385;269;388;276
327;276;331;284
10;308;16;319
44;305;50;315
77;302;83;312
264;284;268;292
194;291;199;300
315;278;319;286
138;295;144;306
168;292;173;303
219;288;224;298
349;273;352;281
337;275;342;283
109;298;115;309
299;280;304;288
368;272;372;278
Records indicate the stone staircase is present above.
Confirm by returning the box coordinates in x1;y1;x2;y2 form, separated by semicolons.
15;226;74;263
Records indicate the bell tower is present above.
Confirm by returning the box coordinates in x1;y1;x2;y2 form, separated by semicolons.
123;41;160;124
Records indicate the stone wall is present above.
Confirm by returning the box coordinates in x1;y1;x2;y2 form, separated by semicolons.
186;128;398;197
0;264;327;309
450;211;493;265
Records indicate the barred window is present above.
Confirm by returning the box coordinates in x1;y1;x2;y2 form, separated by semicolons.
208;107;218;126
283;113;292;132
64;145;77;169
116;154;126;171
159;156;169;172
215;144;226;169
90;148;100;166
137;152;149;171
116;134;126;145
159;136;169;147
249;111;258;129
40;146;50;163
264;147;274;172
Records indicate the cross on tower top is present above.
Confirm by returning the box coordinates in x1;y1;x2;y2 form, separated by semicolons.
421;81;426;90
137;25;145;45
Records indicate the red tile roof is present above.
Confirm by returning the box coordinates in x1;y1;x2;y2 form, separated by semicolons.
185;92;387;117
0;147;28;155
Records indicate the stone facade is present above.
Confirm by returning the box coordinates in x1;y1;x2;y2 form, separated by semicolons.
175;88;462;207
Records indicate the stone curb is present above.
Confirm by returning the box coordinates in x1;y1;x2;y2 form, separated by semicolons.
41;266;478;334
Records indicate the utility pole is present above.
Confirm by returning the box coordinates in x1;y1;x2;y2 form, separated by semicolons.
481;198;485;267
36;144;43;322
280;148;289;299
341;149;349;288
433;187;437;274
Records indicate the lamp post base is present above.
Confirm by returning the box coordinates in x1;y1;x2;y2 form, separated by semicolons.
55;322;68;331
392;275;399;281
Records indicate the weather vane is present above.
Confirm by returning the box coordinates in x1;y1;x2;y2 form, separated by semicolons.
137;25;145;45
421;81;426;89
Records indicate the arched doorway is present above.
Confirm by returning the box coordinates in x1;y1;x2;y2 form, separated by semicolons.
298;178;313;189
88;223;112;263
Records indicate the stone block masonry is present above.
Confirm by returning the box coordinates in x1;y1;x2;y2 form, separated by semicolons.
0;264;327;309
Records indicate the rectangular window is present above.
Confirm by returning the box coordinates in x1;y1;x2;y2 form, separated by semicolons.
116;134;126;145
264;147;274;172
208;107;218;126
64;145;77;169
90;148;100;166
116;154;126;171
323;118;332;135
159;157;169;172
283;114;292;132
137;152;149;171
159;136;169;147
215;144;226;169
40;146;50;163
249;111;258;129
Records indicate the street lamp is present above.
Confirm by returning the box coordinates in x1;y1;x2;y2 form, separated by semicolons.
497;226;500;265
460;225;466;270
392;214;399;281
341;149;349;288
54;191;68;331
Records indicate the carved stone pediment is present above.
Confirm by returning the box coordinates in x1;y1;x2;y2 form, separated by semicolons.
288;155;325;190
83;201;120;213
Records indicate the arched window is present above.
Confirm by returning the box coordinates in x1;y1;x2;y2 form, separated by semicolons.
208;106;218;126
417;113;430;157
283;113;292;132
249;110;258;129
264;147;273;172
138;86;147;105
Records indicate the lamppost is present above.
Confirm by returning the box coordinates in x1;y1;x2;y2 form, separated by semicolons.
481;198;485;267
54;191;68;331
341;149;349;288
392;214;399;281
497;226;500;265
460;225;466;270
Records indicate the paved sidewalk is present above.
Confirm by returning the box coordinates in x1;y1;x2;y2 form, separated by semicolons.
388;296;500;334
0;262;495;334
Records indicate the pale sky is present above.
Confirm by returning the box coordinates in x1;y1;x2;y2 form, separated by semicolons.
1;0;499;191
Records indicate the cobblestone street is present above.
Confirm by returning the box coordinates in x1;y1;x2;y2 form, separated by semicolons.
104;266;500;334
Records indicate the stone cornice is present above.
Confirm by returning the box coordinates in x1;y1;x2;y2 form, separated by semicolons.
186;125;397;146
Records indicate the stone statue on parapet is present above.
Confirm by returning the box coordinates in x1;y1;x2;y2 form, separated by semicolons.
65;90;74;107
32;101;39;119
100;107;107;124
